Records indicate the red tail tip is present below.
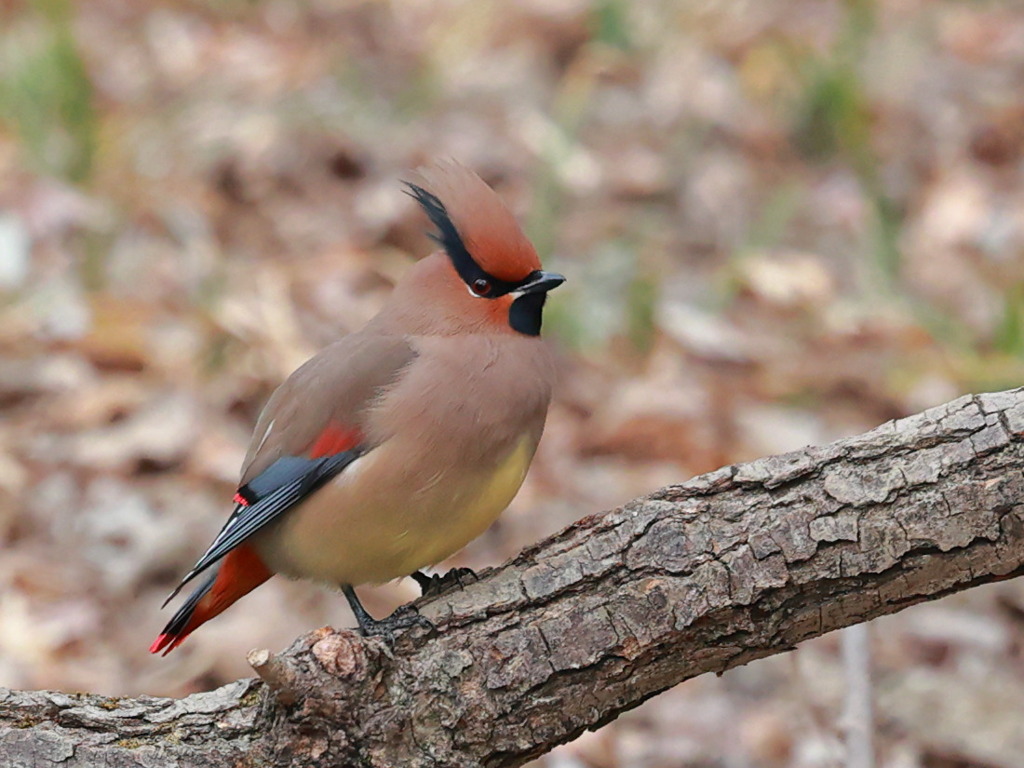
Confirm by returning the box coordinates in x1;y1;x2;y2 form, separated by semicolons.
149;634;171;655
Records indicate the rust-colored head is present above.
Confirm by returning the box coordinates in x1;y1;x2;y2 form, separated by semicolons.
410;161;540;283
400;162;565;337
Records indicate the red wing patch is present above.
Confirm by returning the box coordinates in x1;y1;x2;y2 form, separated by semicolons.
309;422;363;459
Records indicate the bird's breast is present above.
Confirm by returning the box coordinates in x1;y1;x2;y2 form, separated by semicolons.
440;432;535;545
362;430;538;578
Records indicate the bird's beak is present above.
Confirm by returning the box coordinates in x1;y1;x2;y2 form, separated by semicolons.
515;270;566;296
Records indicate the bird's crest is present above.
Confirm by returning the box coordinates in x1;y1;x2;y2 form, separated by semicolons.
406;161;540;283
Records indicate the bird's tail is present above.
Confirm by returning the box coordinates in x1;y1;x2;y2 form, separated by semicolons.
149;545;272;655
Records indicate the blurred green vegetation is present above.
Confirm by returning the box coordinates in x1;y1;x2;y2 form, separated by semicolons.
591;0;633;51
790;0;903;290
0;0;97;183
995;286;1024;359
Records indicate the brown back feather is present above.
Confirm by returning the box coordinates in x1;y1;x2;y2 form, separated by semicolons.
240;333;416;483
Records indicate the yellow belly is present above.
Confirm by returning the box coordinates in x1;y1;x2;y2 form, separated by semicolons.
390;434;534;574
257;435;536;586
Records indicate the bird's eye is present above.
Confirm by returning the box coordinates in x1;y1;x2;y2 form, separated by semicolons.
471;278;492;296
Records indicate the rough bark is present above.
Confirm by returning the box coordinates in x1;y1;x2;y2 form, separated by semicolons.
3;389;1024;768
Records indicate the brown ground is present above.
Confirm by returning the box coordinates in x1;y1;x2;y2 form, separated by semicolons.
2;1;1024;765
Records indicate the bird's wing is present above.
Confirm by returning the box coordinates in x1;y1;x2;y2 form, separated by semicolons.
163;333;416;605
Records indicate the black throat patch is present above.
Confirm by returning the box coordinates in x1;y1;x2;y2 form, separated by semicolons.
509;293;546;336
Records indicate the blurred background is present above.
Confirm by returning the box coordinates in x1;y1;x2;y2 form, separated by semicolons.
1;0;1023;765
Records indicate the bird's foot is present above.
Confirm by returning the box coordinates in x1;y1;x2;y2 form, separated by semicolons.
411;567;479;598
360;604;434;643
343;586;432;645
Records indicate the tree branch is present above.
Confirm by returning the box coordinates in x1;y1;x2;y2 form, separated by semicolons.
4;389;1024;767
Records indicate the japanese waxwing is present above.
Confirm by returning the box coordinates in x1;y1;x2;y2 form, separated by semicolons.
151;162;565;654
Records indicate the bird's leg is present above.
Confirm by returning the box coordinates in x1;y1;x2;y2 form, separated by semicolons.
342;585;432;642
411;567;479;598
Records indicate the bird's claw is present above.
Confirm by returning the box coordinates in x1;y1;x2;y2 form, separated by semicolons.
411;566;479;598
356;604;433;645
343;584;433;646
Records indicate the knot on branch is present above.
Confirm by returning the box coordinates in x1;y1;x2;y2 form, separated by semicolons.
312;630;365;678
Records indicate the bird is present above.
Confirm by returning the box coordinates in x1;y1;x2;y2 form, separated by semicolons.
150;162;565;655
